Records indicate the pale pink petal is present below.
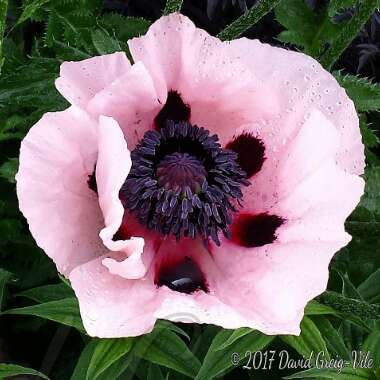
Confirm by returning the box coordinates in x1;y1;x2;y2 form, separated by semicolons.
271;113;364;241
95;115;150;279
102;239;146;280
128;13;279;142
200;240;343;334
238;110;364;219
225;38;364;176
154;290;290;333
86;62;161;150
275;165;364;243
276;110;340;193
239;110;345;214
55;52;131;108
69;254;160;337
128;14;364;176
68;238;272;337
153;238;301;334
16;107;106;276
95;116;132;250
199;110;364;333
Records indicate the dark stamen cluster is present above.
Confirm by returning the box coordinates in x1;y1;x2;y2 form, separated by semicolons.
120;120;249;245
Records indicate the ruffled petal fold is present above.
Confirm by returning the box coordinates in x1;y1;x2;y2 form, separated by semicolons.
96;116;132;251
55;52;131;108
16;107;106;276
95;116;149;280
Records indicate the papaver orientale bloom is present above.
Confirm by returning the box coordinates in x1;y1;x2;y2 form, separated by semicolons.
16;14;365;337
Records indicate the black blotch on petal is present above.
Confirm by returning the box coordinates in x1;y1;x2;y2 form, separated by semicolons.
154;90;191;130
87;169;97;194
231;213;284;248
226;133;265;178
156;256;208;294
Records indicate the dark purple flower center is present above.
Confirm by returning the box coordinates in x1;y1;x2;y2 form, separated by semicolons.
120;120;250;245
156;152;207;193
110;90;285;295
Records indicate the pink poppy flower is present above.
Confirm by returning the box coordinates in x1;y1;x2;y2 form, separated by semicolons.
16;13;365;337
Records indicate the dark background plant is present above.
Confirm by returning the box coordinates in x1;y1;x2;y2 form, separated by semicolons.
0;1;380;379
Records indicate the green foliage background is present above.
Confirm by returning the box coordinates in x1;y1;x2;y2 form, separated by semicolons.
0;0;380;379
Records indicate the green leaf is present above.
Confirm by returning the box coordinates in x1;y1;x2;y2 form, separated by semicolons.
320;0;380;70
334;72;380;112
0;158;18;183
70;339;134;380
52;40;91;61
155;319;190;341
99;14;150;42
134;328;201;378
147;363;166;380
0;240;57;289
86;338;134;380
1;297;85;331
41;0;102;50
276;30;310;48
275;0;323;52
195;329;275;380
58;273;72;288
314;316;351;360
358;268;380;303
328;0;356;18
218;0;283;40
304;300;338;315
0;58;67;110
281;316;330;361
359;117;380;161
276;0;377;67
362;321;380;367
0;364;50;379
340;166;380;282
0;0;7;75
17;0;51;24
1;38;26;74
214;327;253;351
284;366;373;379
71;341;97;380
0;113;39;142
336;270;363;300
0;268;12;310
360;167;380;215
16;283;75;303
0;116;23;141
45;12;63;47
276;0;345;57
164;0;183;15
91;29;121;55
0;219;23;244
319;291;380;322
